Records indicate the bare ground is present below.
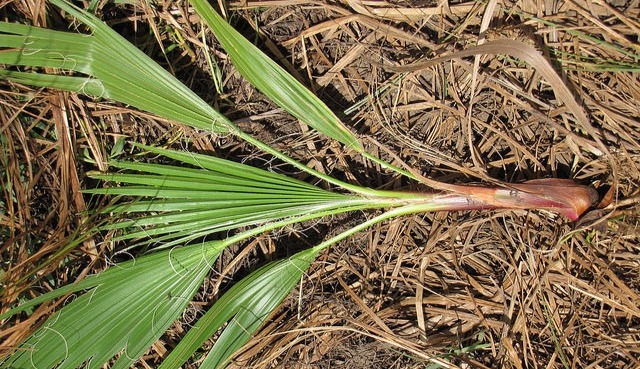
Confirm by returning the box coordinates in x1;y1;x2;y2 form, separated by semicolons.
1;0;639;368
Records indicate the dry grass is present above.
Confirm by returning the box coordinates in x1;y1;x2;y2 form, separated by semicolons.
1;0;639;368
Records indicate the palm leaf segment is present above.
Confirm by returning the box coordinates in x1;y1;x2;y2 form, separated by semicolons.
0;11;229;134
86;144;389;251
0;0;362;150
1;242;224;369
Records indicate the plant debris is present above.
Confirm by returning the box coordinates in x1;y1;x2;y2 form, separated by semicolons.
1;0;639;368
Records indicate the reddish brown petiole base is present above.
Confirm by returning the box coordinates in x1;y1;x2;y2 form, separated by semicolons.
424;179;599;221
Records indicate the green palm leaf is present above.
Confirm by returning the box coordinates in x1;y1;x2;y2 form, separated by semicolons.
0;242;224;369
0;0;363;151
85;145;391;251
0;2;422;368
0;1;230;133
0;142;407;369
159;246;320;369
188;0;363;151
159;203;436;369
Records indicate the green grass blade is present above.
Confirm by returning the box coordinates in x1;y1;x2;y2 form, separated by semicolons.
188;0;363;151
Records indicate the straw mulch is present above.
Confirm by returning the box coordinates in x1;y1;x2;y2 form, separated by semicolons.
1;0;638;368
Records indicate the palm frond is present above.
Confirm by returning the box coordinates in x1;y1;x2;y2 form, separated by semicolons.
85;145;390;251
0;2;230;133
188;0;363;151
159;246;320;369
1;242;224;369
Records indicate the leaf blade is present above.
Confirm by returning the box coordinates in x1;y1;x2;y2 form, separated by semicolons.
188;0;363;151
2;243;223;369
158;247;319;369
